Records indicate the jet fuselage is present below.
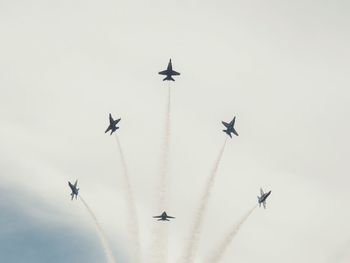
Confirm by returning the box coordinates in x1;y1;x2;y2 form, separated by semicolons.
222;117;239;138
158;59;180;81
259;191;271;203
153;211;175;221
105;114;121;135
68;181;79;200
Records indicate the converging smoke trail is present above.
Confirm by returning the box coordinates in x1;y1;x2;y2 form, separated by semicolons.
114;135;141;263
151;83;172;263
208;205;257;263
182;138;228;263
79;196;116;263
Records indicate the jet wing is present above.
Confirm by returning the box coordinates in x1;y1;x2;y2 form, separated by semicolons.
105;126;111;133
153;215;162;218
158;70;168;75
109;113;114;123
260;188;264;196
232;129;239;136
114;118;121;125
171;70;180;76
167;216;175;219
263;201;266;209
74;180;78;188
222;121;230;128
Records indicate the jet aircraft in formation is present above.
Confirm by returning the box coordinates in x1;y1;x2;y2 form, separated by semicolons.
258;188;271;209
153;211;175;221
72;61;272;224
68;180;79;200
222;117;239;138
105;113;121;135
158;59;180;81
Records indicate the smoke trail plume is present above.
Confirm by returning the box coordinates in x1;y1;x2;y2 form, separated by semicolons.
208;205;257;263
151;223;169;263
159;84;172;207
79;196;116;263
151;84;172;263
182;138;228;263
114;135;141;263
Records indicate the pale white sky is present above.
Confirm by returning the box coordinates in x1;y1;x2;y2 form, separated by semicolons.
0;0;349;262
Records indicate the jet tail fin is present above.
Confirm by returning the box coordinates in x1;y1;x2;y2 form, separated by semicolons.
223;130;232;138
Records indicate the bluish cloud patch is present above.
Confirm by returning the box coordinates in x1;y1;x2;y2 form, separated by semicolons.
0;189;123;263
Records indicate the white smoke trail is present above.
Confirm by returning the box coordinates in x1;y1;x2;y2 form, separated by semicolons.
79;196;116;263
208;205;257;263
151;223;169;263
182;138;228;263
114;135;141;263
151;83;172;263
159;83;172;207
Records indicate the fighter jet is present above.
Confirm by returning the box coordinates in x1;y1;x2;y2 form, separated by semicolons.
258;188;271;209
222;117;239;138
158;59;180;81
105;113;121;135
68;180;79;200
153;211;175;221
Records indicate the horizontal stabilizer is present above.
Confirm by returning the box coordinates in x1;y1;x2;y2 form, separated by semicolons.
163;76;175;81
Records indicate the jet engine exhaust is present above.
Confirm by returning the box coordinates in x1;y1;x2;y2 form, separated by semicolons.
182;138;228;263
208;205;257;263
79;196;116;263
114;135;141;263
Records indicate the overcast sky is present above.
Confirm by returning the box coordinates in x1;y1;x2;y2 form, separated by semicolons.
1;0;350;262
